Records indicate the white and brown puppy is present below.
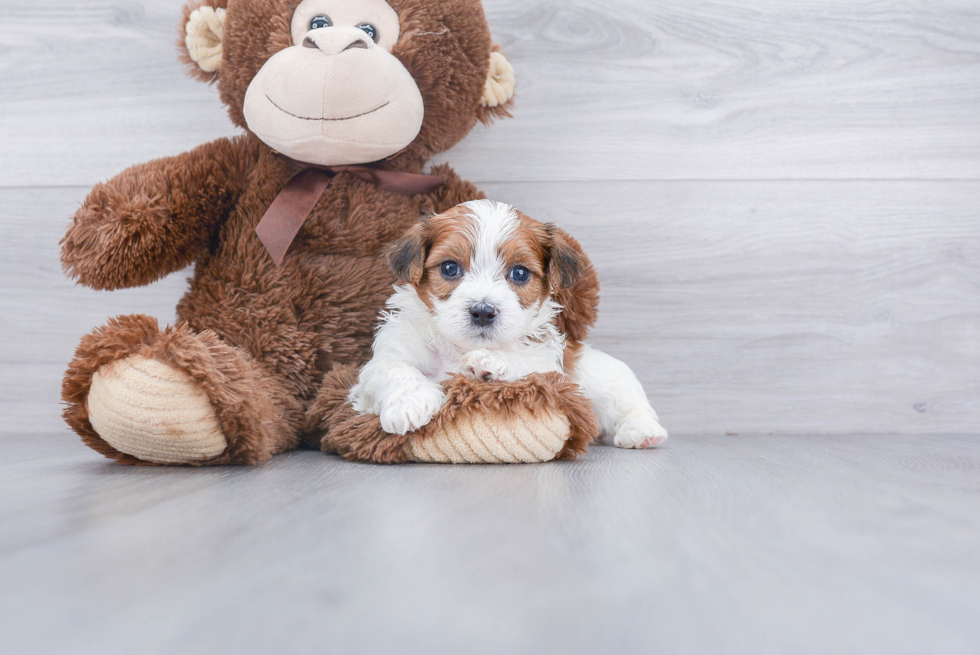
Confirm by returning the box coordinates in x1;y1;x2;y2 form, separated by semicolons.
348;200;668;449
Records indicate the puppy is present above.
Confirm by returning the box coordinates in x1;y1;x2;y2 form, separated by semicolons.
348;200;668;449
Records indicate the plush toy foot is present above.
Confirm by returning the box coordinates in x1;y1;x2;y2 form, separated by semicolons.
87;355;227;464
64;314;300;465
306;365;599;464
405;407;572;464
613;408;669;449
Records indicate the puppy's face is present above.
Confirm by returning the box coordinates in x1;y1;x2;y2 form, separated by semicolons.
387;200;585;351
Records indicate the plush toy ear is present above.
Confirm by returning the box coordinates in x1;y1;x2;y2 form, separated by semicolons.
385;221;429;284
477;46;516;124
179;1;228;83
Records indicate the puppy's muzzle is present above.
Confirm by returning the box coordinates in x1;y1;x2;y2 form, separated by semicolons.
469;302;498;327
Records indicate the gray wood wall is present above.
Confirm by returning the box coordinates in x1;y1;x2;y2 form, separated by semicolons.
1;0;978;436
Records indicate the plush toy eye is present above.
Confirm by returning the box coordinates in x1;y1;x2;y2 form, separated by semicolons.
440;261;461;279
310;15;332;30
509;265;530;284
357;23;379;43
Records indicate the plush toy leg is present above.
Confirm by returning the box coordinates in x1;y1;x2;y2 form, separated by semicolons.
63;314;300;465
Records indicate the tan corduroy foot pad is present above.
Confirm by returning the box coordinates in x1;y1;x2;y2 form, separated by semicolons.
405;408;571;464
87;355;228;464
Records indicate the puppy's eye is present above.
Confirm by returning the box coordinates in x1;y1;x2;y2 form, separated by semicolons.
509;265;530;284
310;15;332;30
357;23;379;43
440;261;461;279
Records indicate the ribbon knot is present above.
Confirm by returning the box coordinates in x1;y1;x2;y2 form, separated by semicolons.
255;161;444;266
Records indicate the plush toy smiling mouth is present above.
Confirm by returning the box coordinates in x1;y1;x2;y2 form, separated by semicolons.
264;95;391;122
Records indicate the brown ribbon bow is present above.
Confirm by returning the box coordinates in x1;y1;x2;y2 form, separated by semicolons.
255;159;445;266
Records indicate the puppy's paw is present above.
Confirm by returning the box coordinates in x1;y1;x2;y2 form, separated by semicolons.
378;385;446;435
460;350;509;382
613;409;669;449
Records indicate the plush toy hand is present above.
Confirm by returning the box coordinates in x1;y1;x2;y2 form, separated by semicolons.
61;138;252;291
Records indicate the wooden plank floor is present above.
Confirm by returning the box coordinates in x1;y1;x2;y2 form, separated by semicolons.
1;433;978;654
1;0;979;652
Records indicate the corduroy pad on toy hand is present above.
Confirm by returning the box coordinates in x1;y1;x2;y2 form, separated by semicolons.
308;364;597;464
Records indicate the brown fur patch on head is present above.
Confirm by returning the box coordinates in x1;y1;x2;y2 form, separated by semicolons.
500;211;550;309
419;208;474;305
526;221;592;373
501;211;588;310
494;209;600;346
385;206;476;307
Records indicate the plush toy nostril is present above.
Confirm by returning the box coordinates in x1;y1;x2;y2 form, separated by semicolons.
469;302;498;327
302;36;319;50
343;39;369;51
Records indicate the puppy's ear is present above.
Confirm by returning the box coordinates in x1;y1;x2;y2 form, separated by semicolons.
385;221;428;284
541;225;600;344
545;224;587;290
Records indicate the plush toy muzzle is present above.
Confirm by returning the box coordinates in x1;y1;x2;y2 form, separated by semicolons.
242;12;425;166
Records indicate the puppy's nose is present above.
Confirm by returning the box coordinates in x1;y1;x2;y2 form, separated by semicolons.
469;302;498;327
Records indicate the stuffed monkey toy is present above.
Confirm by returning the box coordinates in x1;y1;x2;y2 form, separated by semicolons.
61;0;599;465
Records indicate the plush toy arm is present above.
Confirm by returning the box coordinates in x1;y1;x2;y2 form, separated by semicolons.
61;136;257;291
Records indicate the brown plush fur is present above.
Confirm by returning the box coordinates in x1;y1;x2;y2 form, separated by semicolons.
61;0;599;465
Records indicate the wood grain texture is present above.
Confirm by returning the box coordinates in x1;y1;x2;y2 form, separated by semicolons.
0;433;977;654
2;2;979;651
1;0;979;186
2;181;977;436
